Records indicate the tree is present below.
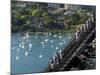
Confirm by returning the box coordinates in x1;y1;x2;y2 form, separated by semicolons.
31;9;43;31
42;11;54;30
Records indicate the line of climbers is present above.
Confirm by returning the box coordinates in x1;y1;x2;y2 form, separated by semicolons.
49;13;95;70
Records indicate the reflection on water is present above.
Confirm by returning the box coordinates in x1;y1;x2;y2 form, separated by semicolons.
11;32;73;74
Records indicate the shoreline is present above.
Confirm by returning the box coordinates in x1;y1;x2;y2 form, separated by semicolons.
11;31;75;36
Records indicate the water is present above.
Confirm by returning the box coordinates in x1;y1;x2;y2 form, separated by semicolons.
11;32;74;74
